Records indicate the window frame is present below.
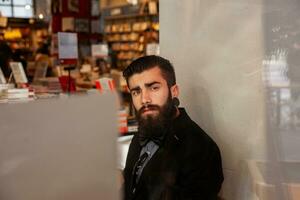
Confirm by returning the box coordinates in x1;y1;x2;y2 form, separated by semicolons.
0;0;34;18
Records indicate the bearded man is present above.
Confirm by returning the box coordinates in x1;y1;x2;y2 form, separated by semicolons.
122;55;224;200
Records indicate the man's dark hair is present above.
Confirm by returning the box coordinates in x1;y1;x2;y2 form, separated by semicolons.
123;55;176;87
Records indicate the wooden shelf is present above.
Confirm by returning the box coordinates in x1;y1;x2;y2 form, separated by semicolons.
105;13;158;21
105;29;158;34
117;58;138;60
112;49;143;52
107;40;140;43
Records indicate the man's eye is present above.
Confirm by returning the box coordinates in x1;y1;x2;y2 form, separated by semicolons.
151;85;160;91
131;90;140;96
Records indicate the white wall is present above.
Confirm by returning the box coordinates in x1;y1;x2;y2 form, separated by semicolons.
161;0;300;199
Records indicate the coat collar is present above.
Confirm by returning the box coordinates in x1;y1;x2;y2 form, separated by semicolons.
169;107;191;142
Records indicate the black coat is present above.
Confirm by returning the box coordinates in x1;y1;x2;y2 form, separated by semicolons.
123;108;224;200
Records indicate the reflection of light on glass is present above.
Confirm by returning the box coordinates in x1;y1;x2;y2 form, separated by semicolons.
290;101;300;130
280;88;291;129
268;88;300;135
262;49;290;87
24;5;31;10
272;26;280;32
264;47;300;130
280;88;291;100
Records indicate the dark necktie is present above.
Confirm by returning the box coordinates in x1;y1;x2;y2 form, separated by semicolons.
131;152;150;194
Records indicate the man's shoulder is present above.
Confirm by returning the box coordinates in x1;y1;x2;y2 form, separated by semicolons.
183;121;217;147
174;110;208;138
173;110;219;152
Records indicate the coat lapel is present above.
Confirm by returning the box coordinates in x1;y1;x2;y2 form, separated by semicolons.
133;127;181;197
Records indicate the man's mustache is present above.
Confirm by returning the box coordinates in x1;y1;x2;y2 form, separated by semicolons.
138;104;160;115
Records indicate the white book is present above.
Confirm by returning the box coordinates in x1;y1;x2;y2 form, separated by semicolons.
128;125;138;132
8;93;29;99
7;88;29;94
0;67;6;84
9;62;28;83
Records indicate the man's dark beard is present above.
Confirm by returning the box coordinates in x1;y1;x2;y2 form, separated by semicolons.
136;93;176;139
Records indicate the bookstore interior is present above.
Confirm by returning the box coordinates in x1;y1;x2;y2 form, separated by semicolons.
0;0;159;135
2;1;300;200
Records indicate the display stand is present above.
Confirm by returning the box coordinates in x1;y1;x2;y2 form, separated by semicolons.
64;65;76;93
57;32;78;94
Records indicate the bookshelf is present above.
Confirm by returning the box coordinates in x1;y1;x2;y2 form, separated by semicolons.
103;3;159;70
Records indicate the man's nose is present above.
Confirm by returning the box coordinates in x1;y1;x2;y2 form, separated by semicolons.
141;90;151;105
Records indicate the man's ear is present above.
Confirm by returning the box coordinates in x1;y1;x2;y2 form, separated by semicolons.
170;84;179;98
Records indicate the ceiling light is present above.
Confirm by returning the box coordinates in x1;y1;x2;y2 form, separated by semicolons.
38;14;44;19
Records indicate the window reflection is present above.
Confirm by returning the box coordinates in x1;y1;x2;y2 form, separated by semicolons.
263;49;289;88
262;48;300;130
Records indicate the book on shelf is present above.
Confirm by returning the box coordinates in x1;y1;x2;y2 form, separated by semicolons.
9;62;28;84
91;44;109;57
91;19;101;33
0;67;6;84
91;0;100;16
62;17;75;32
75;18;89;33
0;88;35;103
33;61;48;83
32;77;62;94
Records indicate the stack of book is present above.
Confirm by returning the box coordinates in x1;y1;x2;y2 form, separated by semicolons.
0;84;8;103
127;118;138;133
7;88;34;103
32;77;62;94
118;109;128;134
0;84;22;103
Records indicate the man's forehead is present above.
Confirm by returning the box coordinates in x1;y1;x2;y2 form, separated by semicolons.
128;66;166;87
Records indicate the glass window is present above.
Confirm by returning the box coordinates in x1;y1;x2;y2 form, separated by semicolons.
0;5;12;17
13;0;33;6
13;6;32;18
0;0;33;18
0;0;12;5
